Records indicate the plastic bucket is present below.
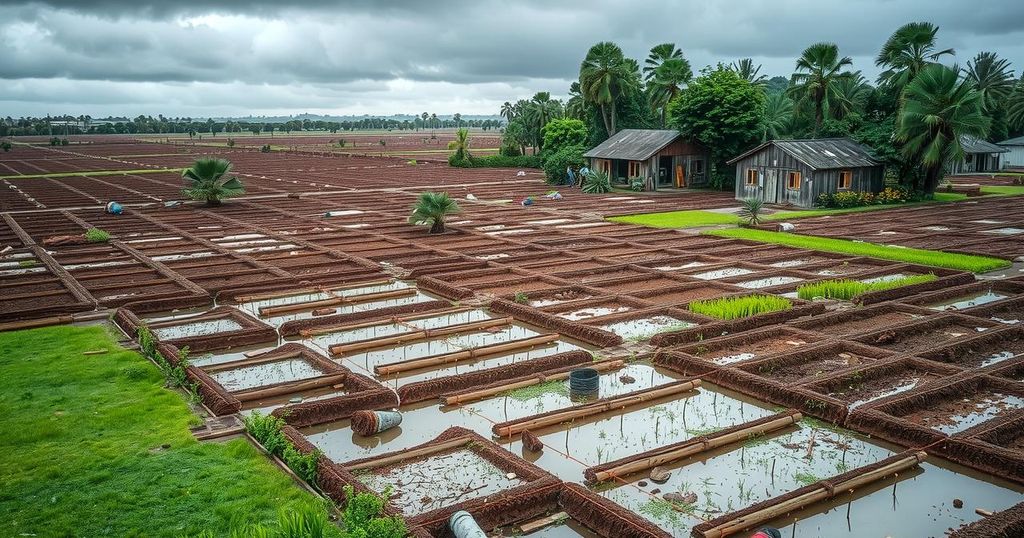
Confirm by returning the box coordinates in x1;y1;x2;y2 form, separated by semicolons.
449;510;487;538
569;368;600;395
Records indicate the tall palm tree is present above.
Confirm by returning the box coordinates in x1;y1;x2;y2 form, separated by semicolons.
500;102;515;123
762;92;794;141
788;42;853;136
643;43;682;82
447;128;471;162
580;41;634;136
181;158;244;206
897;64;990;195
876;22;954;92
830;71;871;120
1009;75;1024;130
964;51;1015;115
409;192;460;234
430;113;438;129
648;57;693;127
731;58;767;87
565;82;586;120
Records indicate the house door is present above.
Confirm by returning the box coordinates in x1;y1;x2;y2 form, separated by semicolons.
657;157;673;188
764;169;780;203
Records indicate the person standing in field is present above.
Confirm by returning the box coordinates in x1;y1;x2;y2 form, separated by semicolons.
578;165;590;188
566;165;575;186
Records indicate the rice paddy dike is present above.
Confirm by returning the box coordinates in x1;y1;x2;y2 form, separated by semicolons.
2;134;1024;537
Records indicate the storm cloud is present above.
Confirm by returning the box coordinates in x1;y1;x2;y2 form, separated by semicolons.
2;0;1023;117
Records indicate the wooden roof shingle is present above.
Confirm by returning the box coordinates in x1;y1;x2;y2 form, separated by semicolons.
728;138;880;170
583;129;684;160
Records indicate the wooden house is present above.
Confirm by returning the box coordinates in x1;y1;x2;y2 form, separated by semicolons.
729;138;883;208
997;135;1024;169
582;129;710;191
951;135;1008;174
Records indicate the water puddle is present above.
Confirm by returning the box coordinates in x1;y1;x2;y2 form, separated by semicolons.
557;306;632;321
601;316;697;341
925;289;1009;311
209;358;325;392
982;227;1024;235
735;276;804;289
904;392;1024;434
654;262;707;271
691;268;754;280
151;318;244;340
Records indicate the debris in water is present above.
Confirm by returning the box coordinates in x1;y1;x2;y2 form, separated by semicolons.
620;374;636;384
649;466;671;483
953;498;964;509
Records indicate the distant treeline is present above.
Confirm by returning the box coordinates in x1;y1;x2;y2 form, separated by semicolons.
0;114;504;137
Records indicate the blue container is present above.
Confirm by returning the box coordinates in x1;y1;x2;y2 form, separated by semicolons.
569;368;600;395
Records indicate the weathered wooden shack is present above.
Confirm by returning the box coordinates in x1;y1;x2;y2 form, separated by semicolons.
729;138;883;208
582;129;710;190
951;135;1007;174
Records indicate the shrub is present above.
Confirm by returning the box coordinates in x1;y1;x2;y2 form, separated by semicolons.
817;187;909;208
61;138;69;146
181;158;245;206
244;411;323;486
226;138;235;147
629;176;645;192
1;141;12;152
581;170;612;194
738;198;764;227
341;485;407;538
337;139;347;148
689;295;792;320
85;227;110;243
409;191;460;234
540;144;586;184
514;291;529;304
49;137;61;146
874;187;909;204
797;273;937;301
449;154;542;169
260;144;272;153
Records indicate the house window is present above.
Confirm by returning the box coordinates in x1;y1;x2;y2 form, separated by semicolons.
787;171;801;190
693;160;704;174
746;169;758;186
628;161;641;177
838;170;852;190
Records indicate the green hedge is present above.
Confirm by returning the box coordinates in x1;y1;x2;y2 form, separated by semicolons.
449;154;542;168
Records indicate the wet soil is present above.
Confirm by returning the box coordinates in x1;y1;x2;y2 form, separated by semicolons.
866;324;989;353
902;392;1024;434
693;336;812;365
754;352;878;384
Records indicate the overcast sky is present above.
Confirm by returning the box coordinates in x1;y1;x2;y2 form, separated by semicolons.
2;0;1023;118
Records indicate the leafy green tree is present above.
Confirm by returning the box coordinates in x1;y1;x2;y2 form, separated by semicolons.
501;119;530;156
897;64;990;195
541;118;588;154
408;192;460;234
668;66;765;187
541;144;586;184
876;22;954;92
788;42;853;136
580;41;636;136
181;158;244;206
447;128;471;163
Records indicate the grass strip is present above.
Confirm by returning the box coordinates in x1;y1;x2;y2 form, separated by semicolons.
0;325;337;537
689;295;792;320
608;210;740;228
705;228;1009;273
0;168;182;180
796;273;937;300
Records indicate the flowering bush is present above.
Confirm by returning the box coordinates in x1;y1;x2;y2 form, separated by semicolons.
817;187;909;208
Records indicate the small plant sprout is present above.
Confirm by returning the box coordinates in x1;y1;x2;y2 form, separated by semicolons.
85;228;111;243
796;273;937;300
514;291;529;304
689;295;792;320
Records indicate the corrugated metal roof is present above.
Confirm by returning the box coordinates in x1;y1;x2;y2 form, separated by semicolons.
998;135;1024;146
728;138;880;170
961;134;1009;153
583;129;683;160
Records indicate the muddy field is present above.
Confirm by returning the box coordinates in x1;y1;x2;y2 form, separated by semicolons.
3;139;1024;537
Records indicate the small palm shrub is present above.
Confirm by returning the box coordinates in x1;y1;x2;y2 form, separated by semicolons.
260;144;272;153
690;295;792;320
629;176;645;192
409;191;460;233
581;170;612;193
85;227;110;243
226;138;235;147
1;141;12;152
738;198;764;227
181;158;245;206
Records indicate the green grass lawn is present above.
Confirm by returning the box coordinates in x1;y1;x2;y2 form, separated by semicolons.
980;185;1024;195
0;324;338;537
608;210;740;228
706;228;1009;273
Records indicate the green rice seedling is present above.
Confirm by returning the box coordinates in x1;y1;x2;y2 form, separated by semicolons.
796;273;937;300
689;295;792;320
85;227;111;243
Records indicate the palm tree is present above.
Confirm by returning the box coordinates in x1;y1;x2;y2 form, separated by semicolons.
964;52;1015;115
897;64;990;195
788;42;853;136
762;92;794;141
565;82;586;120
830;71;871;120
580;41;634;135
643;43;682;82
876;22;954;92
408;192;460;234
181;158;244;206
430;113;438;129
1009;75;1024;130
448;128;471;162
648;57;693;127
731;58;767;87
500;102;515;123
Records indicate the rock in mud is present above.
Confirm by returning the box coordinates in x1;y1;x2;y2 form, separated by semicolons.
619;374;636;384
521;429;544;452
953;498;964;509
664;492;698;505
637;481;647;487
649;466;671;483
312;307;337;316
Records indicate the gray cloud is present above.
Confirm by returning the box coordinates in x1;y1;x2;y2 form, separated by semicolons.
2;0;1023;117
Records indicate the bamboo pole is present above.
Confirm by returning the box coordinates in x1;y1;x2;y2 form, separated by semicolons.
0;314;74;332
233;278;395;303
204;349;304;374
347;437;471;471
299;307;473;337
591;411;802;482
444;360;627;405
328;317;513;356
374;333;561;375
258;288;415;317
493;380;702;437
233;373;347;402
698;451;927;538
322;279;395;293
147;311;231;329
